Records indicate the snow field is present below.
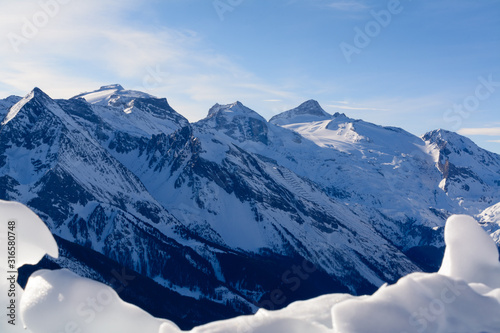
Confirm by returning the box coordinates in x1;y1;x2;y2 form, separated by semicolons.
2;201;500;332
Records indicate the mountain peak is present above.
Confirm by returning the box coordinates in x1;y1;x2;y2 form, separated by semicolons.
269;100;331;126
198;101;268;143
72;85;155;107
422;128;494;163
422;129;472;148
296;99;323;113
333;112;347;118
207;101;264;120
99;84;124;91
1;87;54;126
423;128;451;138
30;87;53;101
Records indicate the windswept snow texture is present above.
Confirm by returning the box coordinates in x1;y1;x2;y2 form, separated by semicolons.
18;213;500;333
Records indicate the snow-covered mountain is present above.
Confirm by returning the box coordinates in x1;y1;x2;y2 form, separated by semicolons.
479;201;500;244
423;129;500;209
1;86;500;328
0;95;21;118
269;99;333;125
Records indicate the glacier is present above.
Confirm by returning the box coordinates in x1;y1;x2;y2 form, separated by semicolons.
2;201;500;333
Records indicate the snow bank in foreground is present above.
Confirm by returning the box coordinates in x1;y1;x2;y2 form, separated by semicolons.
2;200;500;333
191;215;500;332
21;269;177;333
0;200;58;270
0;200;59;332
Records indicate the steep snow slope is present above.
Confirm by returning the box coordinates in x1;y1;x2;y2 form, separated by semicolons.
0;95;22;119
70;84;189;137
479;201;500;244
257;104;449;251
0;88;171;226
0;88;261;326
423;129;500;211
268;102;500;250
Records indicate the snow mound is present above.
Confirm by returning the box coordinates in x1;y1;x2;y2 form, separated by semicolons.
331;272;500;333
21;269;177;333
4;200;500;333
0;200;58;332
0;200;58;268
439;214;500;288
330;214;500;333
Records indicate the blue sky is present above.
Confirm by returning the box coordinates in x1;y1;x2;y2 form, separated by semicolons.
1;0;499;153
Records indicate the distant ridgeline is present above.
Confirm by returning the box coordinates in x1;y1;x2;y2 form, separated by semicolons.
1;85;500;328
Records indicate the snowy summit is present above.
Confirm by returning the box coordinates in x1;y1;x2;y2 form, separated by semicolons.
72;84;155;107
269;100;333;126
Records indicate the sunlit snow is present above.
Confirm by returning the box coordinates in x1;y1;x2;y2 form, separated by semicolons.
2;201;500;332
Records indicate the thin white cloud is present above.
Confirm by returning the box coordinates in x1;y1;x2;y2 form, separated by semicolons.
458;128;500;136
326;104;391;111
0;0;298;121
486;140;500;143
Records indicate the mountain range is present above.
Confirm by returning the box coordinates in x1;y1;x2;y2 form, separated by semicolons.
2;84;500;329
